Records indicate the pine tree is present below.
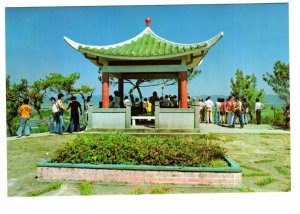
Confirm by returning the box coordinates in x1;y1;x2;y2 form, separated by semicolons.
263;61;289;105
230;69;264;122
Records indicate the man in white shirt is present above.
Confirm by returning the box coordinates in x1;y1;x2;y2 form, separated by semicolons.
49;97;58;133
255;98;264;124
205;96;214;123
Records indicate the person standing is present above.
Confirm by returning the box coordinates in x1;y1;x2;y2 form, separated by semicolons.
241;98;249;125
171;95;178;108
149;91;160;114
232;97;244;128
198;98;206;123
67;96;82;133
49;97;59;133
113;91;121;108
226;96;234;126
109;95;114;108
123;96;130;107
16;98;31;137
205;96;214;123
255;98;264;124
83;96;91;131
56;93;67;135
162;95;171;108
220;98;226;124
146;97;152;113
214;98;221;124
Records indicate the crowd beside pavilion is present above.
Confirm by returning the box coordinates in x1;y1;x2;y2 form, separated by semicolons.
102;90;270;129
14;91;290;137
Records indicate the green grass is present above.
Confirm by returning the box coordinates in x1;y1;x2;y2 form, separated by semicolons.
239;186;255;192
255;178;277;187
274;166;290;178
259;141;270;145
29;183;62;196
208;159;229;167
149;187;171;194
243;172;270;177
254;159;275;164
80;182;93;196
128;188;145;195
239;164;264;172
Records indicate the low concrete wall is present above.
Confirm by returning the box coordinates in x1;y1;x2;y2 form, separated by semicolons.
88;102;199;129
155;102;199;129
36;156;242;187
88;104;131;129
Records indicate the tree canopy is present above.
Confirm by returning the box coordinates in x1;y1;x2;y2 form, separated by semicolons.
263;61;289;105
6;73;94;136
230;69;264;117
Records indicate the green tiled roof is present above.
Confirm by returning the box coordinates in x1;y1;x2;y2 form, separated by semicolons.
64;27;223;62
78;33;207;57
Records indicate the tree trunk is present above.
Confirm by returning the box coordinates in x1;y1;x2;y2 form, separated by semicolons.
35;107;49;126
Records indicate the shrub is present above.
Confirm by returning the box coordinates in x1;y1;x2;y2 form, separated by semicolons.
150;187;171;194
50;133;227;167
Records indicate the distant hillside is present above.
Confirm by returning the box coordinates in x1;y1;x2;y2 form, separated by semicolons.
263;94;285;106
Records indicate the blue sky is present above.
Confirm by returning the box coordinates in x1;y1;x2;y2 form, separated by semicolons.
5;3;289;98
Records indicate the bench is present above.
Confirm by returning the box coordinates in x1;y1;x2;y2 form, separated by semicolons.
131;115;155;126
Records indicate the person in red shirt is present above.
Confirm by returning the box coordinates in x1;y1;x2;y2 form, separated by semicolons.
16;98;31;137
226;96;234;126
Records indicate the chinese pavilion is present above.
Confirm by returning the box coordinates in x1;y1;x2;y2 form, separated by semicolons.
64;18;223;109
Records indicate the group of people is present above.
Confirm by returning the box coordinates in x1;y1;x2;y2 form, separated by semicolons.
198;96;265;128
49;93;91;134
49;93;84;134
102;91;267;129
15;90;288;137
15;93;89;137
104;90;179;116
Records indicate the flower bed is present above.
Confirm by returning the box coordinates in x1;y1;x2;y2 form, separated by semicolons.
37;134;242;187
49;134;228;167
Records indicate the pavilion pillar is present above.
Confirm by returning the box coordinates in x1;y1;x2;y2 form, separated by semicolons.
179;71;188;108
118;78;124;107
178;78;181;108
102;72;110;108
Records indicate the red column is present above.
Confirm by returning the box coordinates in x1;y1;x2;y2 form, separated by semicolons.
178;77;181;108
179;72;188;108
102;72;109;108
118;78;124;107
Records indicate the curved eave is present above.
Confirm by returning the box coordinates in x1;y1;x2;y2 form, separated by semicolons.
64;31;223;60
78;48;206;61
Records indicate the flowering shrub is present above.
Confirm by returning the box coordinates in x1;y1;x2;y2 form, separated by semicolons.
50;133;227;167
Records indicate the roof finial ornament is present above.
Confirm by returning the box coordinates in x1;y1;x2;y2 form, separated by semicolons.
145;17;151;27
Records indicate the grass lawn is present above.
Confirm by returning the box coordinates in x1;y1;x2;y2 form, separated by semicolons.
7;132;290;196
